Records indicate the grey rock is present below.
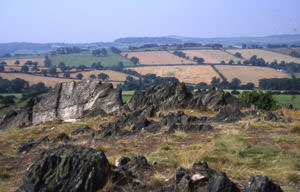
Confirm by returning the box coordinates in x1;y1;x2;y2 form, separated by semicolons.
17;145;111;192
71;125;93;136
0;108;32;131
32;80;122;124
244;175;282;192
213;105;244;123
264;112;278;121
207;172;240;192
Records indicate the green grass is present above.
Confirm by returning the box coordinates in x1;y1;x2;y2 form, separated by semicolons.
49;51;134;67
273;94;300;109
122;95;132;103
294;73;300;78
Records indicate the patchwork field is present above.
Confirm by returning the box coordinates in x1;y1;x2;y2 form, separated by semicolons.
215;65;291;86
0;57;45;66
128;65;219;84
122;51;196;65
183;50;244;64
227;49;300;63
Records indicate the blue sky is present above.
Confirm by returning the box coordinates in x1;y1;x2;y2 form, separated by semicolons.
0;0;299;43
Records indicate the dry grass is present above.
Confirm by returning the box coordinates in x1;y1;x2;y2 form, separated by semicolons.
122;51;196;65
227;49;300;63
128;65;220;84
0;57;45;66
215;65;291;86
183;50;244;64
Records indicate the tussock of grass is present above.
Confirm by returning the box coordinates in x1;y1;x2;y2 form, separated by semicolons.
246;121;288;131
146;140;178;169
290;122;300;133
171;131;190;140
287;173;300;184
269;134;296;144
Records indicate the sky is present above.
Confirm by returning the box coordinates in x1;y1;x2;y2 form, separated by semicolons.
0;0;300;43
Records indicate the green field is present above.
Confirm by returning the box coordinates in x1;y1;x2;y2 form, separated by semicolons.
294;73;300;78
49;51;134;67
273;94;300;109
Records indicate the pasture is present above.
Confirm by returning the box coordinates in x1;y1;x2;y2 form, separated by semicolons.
128;65;219;84
226;49;300;63
122;51;196;65
215;65;291;86
273;94;300;109
49;51;134;67
183;49;243;64
67;70;137;81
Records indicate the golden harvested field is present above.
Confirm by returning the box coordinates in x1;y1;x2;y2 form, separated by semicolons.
215;65;291;86
122;51;196;65
0;73;73;87
68;70;137;81
0;57;45;66
183;50;243;64
128;65;219;84
227;49;300;63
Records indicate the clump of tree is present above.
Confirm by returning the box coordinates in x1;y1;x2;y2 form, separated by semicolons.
234;52;243;58
92;48;108;57
97;73;109;80
76;73;83;80
240;89;277;110
91;62;104;69
173;51;188;59
259;78;300;90
110;47;121;55
289;51;300;58
130;57;139;65
44;56;52;67
193;56;204;64
51;46;81;55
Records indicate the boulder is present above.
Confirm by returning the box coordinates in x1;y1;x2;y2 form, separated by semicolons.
244;175;282;192
213;105;244;123
0;108;32;131
32;80;122;124
264;112;278;121
17;145;111;192
207;172;240;192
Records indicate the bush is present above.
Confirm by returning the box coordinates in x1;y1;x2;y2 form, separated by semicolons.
240;89;277;110
231;90;240;95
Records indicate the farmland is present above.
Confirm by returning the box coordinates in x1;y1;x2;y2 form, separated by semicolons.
273;94;300;109
0;73;74;87
128;65;219;84
215;65;291;86
0;57;45;66
183;49;243;64
226;49;300;63
65;70;137;81
49;51;134;67
122;51;196;65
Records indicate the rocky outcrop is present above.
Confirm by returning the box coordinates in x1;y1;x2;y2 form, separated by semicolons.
0;80;123;130
32;80;122;124
17;145;111;192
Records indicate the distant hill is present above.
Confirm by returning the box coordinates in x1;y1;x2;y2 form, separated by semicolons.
114;37;182;44
1;34;299;56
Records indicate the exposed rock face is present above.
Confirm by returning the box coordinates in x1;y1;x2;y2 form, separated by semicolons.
32;80;122;124
213;105;244;123
0;108;32;131
244;175;283;192
17;145;111;192
192;87;248;111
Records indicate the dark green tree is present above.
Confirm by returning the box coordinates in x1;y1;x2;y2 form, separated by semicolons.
97;73;109;80
21;65;29;73
89;74;96;79
76;73;83;80
130;57;139;65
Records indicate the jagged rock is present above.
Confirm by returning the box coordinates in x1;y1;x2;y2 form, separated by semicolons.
244;175;282;192
17;136;49;153
17;145;111;192
71;125;93;136
53;133;70;143
213;105;244;123
207;172;240;192
193;87;248;111
17;139;37;153
132;117;151;132
125;82;192;112
32;80;122;124
264;112;278;121
0;108;32;131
